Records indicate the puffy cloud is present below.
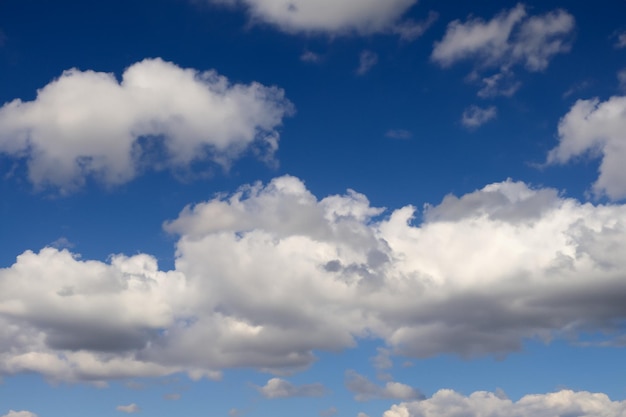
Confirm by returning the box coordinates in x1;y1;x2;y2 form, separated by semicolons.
357;51;378;75
3;176;626;380
547;96;626;200
0;58;293;193
2;412;37;417
255;377;326;398
116;404;140;414
432;5;574;96
383;389;626;417
346;371;423;402
461;105;497;128
207;0;432;38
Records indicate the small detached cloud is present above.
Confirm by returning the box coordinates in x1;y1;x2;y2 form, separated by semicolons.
206;0;432;39
383;389;626;417
385;129;412;140
319;406;338;417
357;50;378;75
163;393;181;400
345;371;424;402
116;404;140;414
614;30;626;48
300;50;322;63
2;412;38;417
618;69;626;90
432;4;574;96
0;58;293;193
461;105;497;128
256;378;326;399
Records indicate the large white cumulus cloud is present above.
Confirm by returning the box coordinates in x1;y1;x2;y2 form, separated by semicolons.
548;95;626;200
383;389;626;417
209;0;435;38
0;58;293;192
2;176;626;381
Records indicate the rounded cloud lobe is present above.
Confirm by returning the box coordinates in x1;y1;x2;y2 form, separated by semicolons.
384;389;626;417
0;58;293;192
548;95;626;200
209;0;431;37
2;176;626;381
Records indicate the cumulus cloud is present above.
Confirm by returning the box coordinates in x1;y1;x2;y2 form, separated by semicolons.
3;176;626;380
357;50;378;75
255;377;326;398
2;412;37;417
116;404;140;414
461;105;497;128
0;58;293;193
432;4;574;96
346;371;423;402
383;389;626;417
547;95;626;200
206;0;433;38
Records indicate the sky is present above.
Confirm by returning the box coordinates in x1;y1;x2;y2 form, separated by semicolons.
1;0;626;416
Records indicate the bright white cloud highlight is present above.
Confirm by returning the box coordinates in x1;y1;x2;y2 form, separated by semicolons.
548;95;626;200
207;0;430;37
116;404;140;414
461;105;497;128
0;58;293;192
256;378;326;398
383;389;626;417
3;176;626;380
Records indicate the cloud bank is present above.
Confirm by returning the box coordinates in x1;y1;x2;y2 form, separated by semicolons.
0;58;293;193
2;175;626;381
383;389;626;417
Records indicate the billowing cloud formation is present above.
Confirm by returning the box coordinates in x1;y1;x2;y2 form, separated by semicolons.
0;58;293;193
432;4;574;96
548;95;626;200
208;0;434;38
2;176;626;381
383;389;626;417
256;377;326;398
345;371;423;402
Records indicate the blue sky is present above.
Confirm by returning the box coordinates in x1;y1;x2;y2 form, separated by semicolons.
1;1;626;416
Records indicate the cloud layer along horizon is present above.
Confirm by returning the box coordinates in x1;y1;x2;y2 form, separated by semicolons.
2;175;626;382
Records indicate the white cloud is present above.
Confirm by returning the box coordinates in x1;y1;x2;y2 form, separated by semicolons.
383;389;626;417
319;406;338;417
547;95;626;200
614;31;626;48
207;0;430;38
357;413;370;417
4;176;626;380
461;105;497;128
255;377;326;398
385;129;412;140
300;50;322;63
163;393;181;400
0;58;293;193
2;412;37;417
116;404;140;414
346;371;423;402
357;50;378;75
432;5;574;96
